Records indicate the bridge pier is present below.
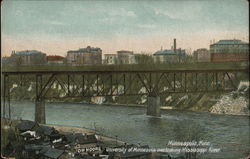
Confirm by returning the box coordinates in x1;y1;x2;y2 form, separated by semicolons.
35;98;45;124
147;95;161;117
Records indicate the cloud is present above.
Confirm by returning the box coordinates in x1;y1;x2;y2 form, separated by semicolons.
108;8;136;17
152;4;202;21
99;8;136;24
43;20;67;26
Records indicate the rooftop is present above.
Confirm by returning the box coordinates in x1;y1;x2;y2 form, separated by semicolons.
211;39;249;46
36;125;58;136
24;144;50;152
41;147;64;159
154;49;186;55
47;56;65;61
65;133;97;145
68;46;102;53
65;133;84;143
14;50;46;55
16;120;37;132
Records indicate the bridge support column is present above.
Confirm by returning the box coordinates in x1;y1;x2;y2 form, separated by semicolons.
147;95;161;117
35;98;45;124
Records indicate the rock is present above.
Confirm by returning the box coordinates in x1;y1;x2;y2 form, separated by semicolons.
210;81;249;116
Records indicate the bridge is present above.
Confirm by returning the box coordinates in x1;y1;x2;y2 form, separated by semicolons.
2;69;248;123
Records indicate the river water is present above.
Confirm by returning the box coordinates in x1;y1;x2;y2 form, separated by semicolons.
3;101;250;159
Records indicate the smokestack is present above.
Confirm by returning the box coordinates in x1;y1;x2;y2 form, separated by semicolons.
174;38;176;54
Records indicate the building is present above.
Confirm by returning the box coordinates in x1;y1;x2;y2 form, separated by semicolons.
10;50;47;65
104;54;117;65
47;55;65;65
16;120;39;133
153;49;186;63
193;48;210;62
210;39;249;62
117;50;136;64
66;46;102;65
210;39;249;54
153;39;186;63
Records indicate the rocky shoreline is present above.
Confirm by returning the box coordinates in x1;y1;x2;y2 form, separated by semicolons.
209;81;249;116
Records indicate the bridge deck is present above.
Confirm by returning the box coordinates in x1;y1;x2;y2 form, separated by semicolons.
2;68;248;74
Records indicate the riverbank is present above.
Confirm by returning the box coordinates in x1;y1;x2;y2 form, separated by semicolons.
1;118;135;159
46;124;127;146
1;118;126;147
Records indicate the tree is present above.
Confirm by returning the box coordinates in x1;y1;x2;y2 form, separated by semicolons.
135;54;155;64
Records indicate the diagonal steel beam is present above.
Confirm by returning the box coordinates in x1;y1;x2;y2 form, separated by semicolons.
137;73;151;94
37;74;55;99
226;72;237;89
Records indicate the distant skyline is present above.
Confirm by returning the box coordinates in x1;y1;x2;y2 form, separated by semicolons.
2;0;249;56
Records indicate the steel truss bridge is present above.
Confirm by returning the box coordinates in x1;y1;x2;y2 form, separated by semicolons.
1;69;248;122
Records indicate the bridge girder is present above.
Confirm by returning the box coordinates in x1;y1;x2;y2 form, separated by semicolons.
2;69;246;100
1;69;248;120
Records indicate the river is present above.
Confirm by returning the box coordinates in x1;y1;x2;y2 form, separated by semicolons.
2;101;250;159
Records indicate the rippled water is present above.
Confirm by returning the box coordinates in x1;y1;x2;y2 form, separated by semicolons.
3;101;250;159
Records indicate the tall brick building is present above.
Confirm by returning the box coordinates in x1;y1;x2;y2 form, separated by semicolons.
210;40;249;62
47;55;65;65
66;46;102;65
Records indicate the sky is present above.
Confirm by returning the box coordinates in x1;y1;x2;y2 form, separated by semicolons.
1;0;249;56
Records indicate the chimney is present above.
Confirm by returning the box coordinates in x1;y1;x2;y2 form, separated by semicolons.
173;38;176;54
